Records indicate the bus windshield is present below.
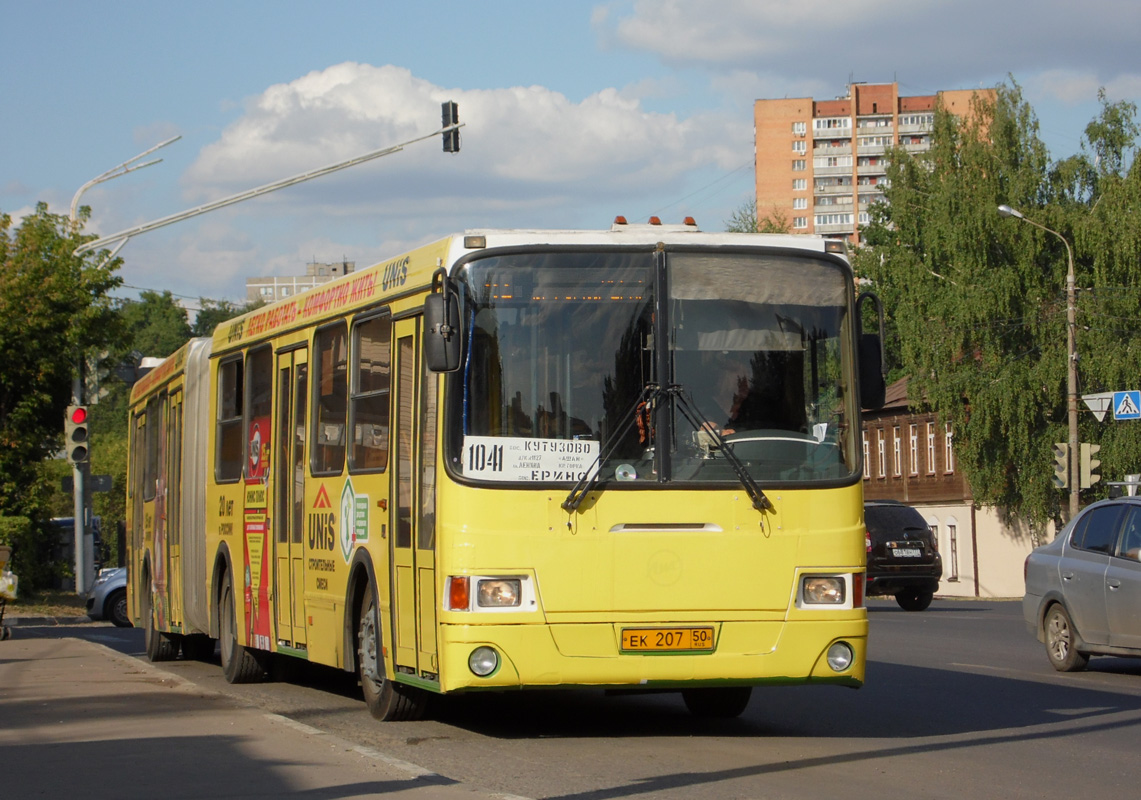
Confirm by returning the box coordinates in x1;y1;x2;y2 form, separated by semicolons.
449;248;859;486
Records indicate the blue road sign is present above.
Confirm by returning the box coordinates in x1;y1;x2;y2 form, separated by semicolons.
1113;391;1141;420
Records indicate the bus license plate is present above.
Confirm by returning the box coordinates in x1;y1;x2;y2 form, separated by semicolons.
621;627;715;652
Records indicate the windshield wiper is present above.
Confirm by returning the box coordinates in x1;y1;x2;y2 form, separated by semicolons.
562;384;662;514
668;385;771;512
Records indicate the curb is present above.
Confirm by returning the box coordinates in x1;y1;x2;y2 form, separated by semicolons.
4;615;92;627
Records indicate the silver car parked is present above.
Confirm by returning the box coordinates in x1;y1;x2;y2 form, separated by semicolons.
1023;498;1141;671
86;566;131;627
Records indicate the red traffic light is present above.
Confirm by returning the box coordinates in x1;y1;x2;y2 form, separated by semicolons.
70;406;88;425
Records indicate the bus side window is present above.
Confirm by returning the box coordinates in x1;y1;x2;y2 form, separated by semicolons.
349;313;391;472
216;357;244;482
313;322;348;475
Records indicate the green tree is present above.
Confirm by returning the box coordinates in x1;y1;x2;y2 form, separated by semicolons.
0;203;123;587
118;289;192;362
192;297;264;337
855;83;1141;529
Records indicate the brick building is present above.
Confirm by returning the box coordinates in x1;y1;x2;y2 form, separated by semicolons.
754;82;991;241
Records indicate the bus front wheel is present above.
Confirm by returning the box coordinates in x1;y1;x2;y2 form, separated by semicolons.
358;590;425;721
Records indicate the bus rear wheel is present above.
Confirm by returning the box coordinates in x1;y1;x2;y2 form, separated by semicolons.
358;590;425;721
142;583;179;662
219;571;266;683
682;687;752;719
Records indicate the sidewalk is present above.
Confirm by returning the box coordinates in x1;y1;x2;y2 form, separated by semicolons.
0;635;526;800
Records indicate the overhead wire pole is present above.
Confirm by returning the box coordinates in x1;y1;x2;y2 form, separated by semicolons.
74;118;464;257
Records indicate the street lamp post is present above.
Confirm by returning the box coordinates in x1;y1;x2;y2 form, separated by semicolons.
997;204;1080;518
67;136;179;595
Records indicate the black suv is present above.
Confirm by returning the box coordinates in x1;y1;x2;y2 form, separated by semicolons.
863;500;942;611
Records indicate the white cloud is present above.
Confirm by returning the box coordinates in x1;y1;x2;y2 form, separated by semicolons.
182;62;733;213
597;0;1141;103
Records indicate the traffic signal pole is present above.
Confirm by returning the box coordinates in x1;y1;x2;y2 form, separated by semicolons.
71;370;89;596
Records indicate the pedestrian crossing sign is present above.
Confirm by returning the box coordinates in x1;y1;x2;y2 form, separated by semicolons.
1113;390;1141;420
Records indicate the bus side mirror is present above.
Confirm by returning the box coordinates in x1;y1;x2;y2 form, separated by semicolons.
425;271;462;372
856;292;886;410
858;333;886;410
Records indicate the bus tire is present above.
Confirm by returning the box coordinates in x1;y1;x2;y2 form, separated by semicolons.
142;586;179;662
358;590;425;721
220;571;266;683
681;687;752;719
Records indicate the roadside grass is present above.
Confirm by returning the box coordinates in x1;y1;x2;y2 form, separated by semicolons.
6;589;88;618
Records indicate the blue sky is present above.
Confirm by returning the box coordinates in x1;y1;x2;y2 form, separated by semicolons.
3;1;1138;309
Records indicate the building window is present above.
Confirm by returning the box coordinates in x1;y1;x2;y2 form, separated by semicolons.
909;424;919;476
815;155;853;169
946;518;960;581
793;140;807;154
792;159;806;171
792;121;806;135
815;213;853;227
793;217;808;229
792;197;807;210
926;422;936;475
862;431;870;479
944;423;955;473
793;178;807;191
814;117;850;130
877;429;886;479
892;427;901;477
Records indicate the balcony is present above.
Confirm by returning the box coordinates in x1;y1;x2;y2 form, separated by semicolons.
814;182;854;195
815;222;856;235
812;164;852;176
813;130;852;142
813;142;852;155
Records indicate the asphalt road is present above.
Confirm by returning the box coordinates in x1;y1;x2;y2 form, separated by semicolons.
20;599;1141;800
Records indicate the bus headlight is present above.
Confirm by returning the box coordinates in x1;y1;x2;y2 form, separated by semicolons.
802;576;846;605
477;578;521;608
468;646;500;677
827;642;854;672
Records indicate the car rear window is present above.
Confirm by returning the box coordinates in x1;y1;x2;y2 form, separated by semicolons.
865;505;930;538
1070;504;1125;554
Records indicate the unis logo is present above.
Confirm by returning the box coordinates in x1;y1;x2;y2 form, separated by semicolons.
339;478;370;562
381;256;409;291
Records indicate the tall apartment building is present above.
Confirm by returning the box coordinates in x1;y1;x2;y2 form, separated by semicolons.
246;259;356;303
754;82;990;241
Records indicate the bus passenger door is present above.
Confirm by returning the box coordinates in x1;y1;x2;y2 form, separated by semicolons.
391;320;439;681
274;348;308;649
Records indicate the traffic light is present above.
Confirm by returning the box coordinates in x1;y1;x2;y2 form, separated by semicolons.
441;101;460;153
65;405;90;465
1081;443;1102;489
1051;443;1069;489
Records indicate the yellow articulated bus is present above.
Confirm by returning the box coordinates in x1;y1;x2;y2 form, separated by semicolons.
126;218;886;720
